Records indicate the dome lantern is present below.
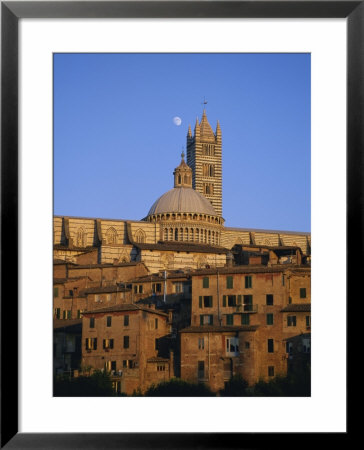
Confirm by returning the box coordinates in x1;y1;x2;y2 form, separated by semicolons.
173;150;192;188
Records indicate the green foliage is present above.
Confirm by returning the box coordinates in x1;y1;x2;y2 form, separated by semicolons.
251;364;311;397
144;378;215;397
219;374;250;397
54;370;116;397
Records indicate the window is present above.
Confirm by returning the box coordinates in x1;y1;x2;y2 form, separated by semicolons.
155;318;158;329
69;290;73;297
134;285;137;294
85;337;97;350
77;310;83;319
106;316;112;327
152;283;162;293
123;336;129;349
226;337;239;356
199;296;213;308
300;288;307;298
245;276;252;288
266;294;273;305
245;341;250;349
306;315;311;327
54;308;60;319
268;366;275;377
54;287;59;297
90;317;95;328
203;277;209;288
64;310;71;319
222;295;236;307
243;295;253;311
138;285;143;294
226;276;233;289
268;339;274;353
198;361;205;379
241;314;250;325
198;338;204;350
200;314;213;325
303;338;311;353
173;282;183;293
157;365;166;372
103;339;114;349
124;315;129;326
111;361;117;371
226;314;233;325
123;360;127;368
266;313;274;325
287;316;297;327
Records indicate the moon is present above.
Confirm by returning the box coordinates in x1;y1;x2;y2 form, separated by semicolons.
173;116;182;126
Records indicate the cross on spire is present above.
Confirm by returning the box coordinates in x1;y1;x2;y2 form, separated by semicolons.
202;97;208;107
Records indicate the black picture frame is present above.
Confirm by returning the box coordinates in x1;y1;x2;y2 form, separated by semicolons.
1;1;356;448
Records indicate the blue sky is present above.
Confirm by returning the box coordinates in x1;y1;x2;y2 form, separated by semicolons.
54;53;310;231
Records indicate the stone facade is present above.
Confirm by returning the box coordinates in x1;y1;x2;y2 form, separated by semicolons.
81;304;173;394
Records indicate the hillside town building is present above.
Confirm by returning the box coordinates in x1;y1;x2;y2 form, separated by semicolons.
53;110;311;395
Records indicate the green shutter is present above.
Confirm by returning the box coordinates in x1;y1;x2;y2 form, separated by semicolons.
199;296;202;308
223;295;226;307
209;296;213;307
200;315;203;325
237;295;242;305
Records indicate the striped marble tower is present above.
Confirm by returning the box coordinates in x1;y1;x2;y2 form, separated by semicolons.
186;109;222;217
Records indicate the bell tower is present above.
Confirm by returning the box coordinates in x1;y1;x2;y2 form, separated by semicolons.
186;109;222;217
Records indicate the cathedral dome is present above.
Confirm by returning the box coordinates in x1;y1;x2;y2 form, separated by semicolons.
147;187;217;216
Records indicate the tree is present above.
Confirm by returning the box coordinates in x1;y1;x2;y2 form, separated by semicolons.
219;375;250;396
144;378;215;397
54;370;116;397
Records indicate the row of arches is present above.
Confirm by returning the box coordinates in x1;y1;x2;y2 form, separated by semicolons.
163;227;220;245
148;213;223;225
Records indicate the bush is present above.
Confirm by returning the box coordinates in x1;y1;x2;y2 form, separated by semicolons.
54;370;116;397
219;375;250;396
144;378;215;397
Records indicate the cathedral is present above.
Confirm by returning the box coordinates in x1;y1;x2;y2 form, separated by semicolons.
54;109;311;273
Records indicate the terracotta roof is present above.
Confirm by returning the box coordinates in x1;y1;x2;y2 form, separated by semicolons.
147;357;170;363
130;271;191;283
189;265;309;276
81;285;131;295
54;245;97;252
53;319;82;330
281;304;311;312
82;303;168;317
180;325;258;333
134;241;229;254
54;278;67;284
71;262;142;269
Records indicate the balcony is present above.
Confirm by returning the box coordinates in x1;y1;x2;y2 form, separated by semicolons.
235;304;258;313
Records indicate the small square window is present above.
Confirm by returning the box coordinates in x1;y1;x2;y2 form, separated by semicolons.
226;314;233;325
241;314;250;325
245;276;252;289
